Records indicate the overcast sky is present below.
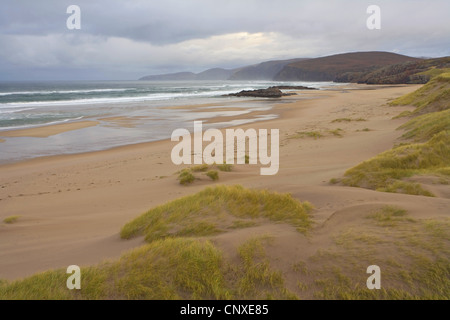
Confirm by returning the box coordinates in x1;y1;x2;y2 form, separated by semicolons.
1;0;449;80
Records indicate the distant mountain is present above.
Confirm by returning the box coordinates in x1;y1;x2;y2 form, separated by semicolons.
229;58;308;80
274;51;420;81
140;51;445;84
195;68;235;80
139;58;309;81
140;72;197;81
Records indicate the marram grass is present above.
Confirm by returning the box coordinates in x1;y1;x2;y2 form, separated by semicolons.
390;72;450;114
0;236;297;300
342;130;449;196
120;185;314;242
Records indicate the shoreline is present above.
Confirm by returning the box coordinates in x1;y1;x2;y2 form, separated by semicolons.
0;120;100;138
1;83;434;281
0;83;386;166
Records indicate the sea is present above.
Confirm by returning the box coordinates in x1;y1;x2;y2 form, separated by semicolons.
0;80;342;163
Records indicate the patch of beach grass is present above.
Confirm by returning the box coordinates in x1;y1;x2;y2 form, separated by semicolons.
3;215;20;224
176;221;221;237
331;118;366;123
377;181;435;197
366;206;413;227
290;131;323;140
342;130;449;196
399;109;450;142
390;72;450;114
191;164;209;172
0;238;231;300
206;170;219;181
329;178;340;185
0;235;301;300
120;185;313;242
178;169;195;185
392;110;412;119
216;163;233;172
236;236;297;299
328;128;344;137
300;211;450;300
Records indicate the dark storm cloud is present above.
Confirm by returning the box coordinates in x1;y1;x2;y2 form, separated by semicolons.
0;0;449;80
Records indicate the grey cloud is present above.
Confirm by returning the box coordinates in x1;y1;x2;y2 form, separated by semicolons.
0;0;449;80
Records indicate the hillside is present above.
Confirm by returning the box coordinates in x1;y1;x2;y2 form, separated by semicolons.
139;51;422;82
336;57;450;84
139;58;308;81
139;71;198;81
274;52;420;81
228;58;308;80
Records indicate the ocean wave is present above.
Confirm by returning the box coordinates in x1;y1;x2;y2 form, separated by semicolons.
0;107;35;114
0;89;251;108
0;116;84;131
0;88;133;96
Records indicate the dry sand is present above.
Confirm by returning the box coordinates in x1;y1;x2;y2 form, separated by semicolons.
0;121;99;138
1;84;448;283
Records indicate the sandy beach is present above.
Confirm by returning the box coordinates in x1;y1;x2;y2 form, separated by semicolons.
0;83;448;288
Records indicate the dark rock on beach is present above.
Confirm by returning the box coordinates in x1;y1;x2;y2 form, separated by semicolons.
270;85;317;90
226;85;316;98
227;87;285;98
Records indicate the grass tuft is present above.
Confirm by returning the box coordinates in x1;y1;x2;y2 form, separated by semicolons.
216;163;233;172
367;206;413;227
120;185;314;241
390;72;450;114
178;169;195;185
206;170;219;181
331;118;366;123
3;215;20;224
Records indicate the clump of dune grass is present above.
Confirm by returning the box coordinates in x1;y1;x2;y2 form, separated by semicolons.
3;215;20;224
290;131;323;140
296;201;450;300
399;109;450;142
367;206;414;227
390;72;450;114
177;169;195;185
120;185;313;242
216;163;233;172
329;178;340;185
0;235;300;300
331;118;366;123
341;130;449;196
235;236;298;299
176;221;221;237
206;170;219;181
0;238;232;300
328;128;344;137
392;111;412;119
190;164;209;172
378;181;435;197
